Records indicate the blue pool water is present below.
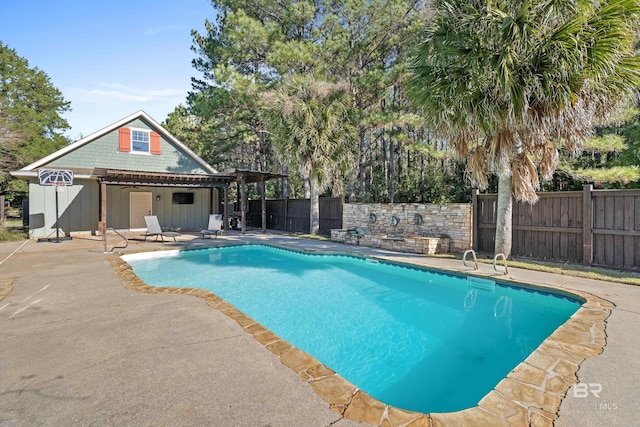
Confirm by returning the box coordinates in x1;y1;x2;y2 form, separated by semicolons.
124;244;581;413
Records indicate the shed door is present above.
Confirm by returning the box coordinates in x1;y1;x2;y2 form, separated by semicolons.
130;192;152;230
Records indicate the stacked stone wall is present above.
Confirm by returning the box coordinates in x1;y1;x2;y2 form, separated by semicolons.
341;203;472;252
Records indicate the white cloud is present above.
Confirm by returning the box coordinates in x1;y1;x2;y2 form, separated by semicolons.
66;82;186;104
62;82;189;139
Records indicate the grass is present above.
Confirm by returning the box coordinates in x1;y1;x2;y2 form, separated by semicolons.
297;232;640;286
475;256;640;287
294;233;331;241
432;252;640;286
0;217;28;242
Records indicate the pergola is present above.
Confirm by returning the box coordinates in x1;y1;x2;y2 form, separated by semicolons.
95;168;286;236
224;169;289;234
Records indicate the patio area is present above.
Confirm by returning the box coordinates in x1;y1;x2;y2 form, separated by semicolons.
1;231;639;426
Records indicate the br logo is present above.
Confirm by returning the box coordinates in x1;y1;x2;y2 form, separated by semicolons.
573;383;602;398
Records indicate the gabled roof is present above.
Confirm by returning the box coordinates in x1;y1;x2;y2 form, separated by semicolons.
19;110;217;174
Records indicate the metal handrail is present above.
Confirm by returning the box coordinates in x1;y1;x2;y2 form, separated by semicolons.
493;253;509;275
104;227;129;253
462;249;479;270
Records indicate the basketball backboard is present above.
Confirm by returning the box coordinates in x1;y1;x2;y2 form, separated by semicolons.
38;169;74;186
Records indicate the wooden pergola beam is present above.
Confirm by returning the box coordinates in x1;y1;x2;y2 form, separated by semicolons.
95;168;286;235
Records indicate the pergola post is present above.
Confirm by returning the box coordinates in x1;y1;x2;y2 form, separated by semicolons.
99;181;107;247
223;185;229;231
240;174;246;234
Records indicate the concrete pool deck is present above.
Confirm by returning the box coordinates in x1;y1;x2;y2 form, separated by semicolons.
0;231;639;426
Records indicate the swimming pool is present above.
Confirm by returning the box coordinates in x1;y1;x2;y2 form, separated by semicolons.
123;244;582;413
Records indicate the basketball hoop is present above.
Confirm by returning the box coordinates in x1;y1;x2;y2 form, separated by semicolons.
51;182;67;193
37;169;74;242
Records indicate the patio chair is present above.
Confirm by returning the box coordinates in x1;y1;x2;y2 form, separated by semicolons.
142;215;181;242
200;213;223;239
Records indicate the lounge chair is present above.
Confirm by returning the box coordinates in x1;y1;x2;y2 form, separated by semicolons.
143;215;181;242
200;214;223;239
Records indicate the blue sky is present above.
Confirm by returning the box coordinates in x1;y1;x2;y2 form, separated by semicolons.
1;0;215;140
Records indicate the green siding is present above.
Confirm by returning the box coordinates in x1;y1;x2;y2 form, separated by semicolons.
105;186;213;230
28;179;99;237
28;181;220;237
47;118;208;174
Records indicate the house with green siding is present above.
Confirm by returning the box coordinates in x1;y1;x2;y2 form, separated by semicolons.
12;111;230;238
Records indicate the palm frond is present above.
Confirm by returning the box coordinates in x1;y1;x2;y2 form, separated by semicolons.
512;152;540;202
466;146;489;190
409;0;640;202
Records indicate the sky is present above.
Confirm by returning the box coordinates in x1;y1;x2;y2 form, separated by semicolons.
0;0;216;141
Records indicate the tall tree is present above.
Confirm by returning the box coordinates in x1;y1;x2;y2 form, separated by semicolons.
409;0;640;257
188;0;424;201
320;0;424;201
549;107;640;189
0;113;23;173
261;74;356;234
0;42;71;198
189;1;319;179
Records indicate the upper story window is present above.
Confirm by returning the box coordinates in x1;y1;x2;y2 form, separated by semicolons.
118;127;162;154
131;129;150;153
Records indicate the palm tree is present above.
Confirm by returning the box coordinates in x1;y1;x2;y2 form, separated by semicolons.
261;74;356;234
408;0;640;257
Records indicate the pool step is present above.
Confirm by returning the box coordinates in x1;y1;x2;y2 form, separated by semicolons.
468;276;496;293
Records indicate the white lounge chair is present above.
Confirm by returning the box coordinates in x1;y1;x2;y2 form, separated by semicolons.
200;214;223;239
143;215;181;242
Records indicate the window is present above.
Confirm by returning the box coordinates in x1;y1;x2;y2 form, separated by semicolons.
118;128;161;154
131;129;150;153
172;192;194;204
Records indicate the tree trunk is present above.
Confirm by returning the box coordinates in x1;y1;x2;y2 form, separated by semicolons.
406;147;410;177
495;174;513;258
281;163;289;199
348;176;356;203
382;133;388;188
303;176;310;198
255;133;262;172
420;154;425;203
358;126;367;200
309;174;320;235
369;144;374;187
389;133;395;204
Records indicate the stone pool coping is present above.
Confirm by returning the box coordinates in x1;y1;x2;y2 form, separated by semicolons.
107;243;614;427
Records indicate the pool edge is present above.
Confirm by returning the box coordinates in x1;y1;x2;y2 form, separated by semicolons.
106;246;613;427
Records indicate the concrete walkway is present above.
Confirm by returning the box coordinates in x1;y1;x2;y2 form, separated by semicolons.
0;231;639;426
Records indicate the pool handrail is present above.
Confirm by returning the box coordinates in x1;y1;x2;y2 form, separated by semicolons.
493;253;509;275
104;227;129;253
462;249;479;270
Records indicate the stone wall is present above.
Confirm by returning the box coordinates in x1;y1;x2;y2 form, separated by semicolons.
341;203;472;252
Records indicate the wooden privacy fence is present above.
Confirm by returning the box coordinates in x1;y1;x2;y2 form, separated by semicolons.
473;185;640;269
247;197;342;234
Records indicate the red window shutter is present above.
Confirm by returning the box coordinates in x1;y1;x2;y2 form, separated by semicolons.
118;128;131;152
150;131;161;155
